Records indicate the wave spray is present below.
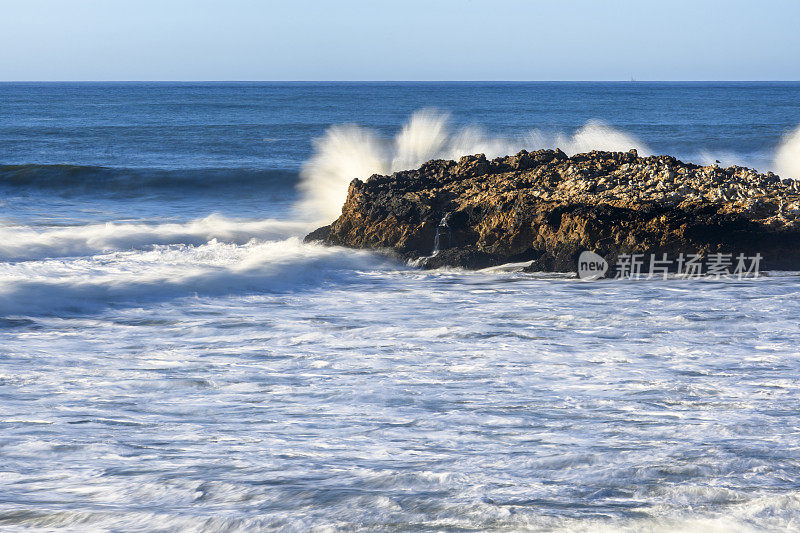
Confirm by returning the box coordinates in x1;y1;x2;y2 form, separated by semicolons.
296;110;650;223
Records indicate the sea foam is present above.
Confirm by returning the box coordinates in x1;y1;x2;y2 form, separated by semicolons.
0;214;311;262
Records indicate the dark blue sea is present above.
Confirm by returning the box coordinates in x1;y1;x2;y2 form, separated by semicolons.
2;82;800;531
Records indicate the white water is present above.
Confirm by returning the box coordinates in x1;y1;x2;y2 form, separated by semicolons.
0;237;396;315
4;267;800;531
0;214;311;262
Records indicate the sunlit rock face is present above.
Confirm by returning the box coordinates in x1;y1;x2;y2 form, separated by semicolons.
307;149;800;271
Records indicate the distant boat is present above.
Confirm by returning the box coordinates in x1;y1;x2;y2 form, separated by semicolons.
630;76;637;82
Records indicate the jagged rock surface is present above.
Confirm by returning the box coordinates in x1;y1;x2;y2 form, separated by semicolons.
305;149;800;271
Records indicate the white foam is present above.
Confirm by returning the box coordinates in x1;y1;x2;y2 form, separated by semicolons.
0;237;394;315
0;214;311;262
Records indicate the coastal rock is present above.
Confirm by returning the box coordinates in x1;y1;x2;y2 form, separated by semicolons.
305;149;800;272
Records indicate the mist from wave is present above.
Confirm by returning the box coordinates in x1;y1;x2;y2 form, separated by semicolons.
776;125;800;179
296;110;652;222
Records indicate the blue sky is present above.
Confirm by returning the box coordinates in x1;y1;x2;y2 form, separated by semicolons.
2;0;799;81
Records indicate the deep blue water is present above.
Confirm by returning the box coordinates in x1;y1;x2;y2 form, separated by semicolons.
2;83;800;531
4;82;800;167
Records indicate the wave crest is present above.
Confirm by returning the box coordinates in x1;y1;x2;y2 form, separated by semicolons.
296;110;650;223
0;237;395;315
0;214;311;262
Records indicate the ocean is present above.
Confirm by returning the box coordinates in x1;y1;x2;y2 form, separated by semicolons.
2;82;800;531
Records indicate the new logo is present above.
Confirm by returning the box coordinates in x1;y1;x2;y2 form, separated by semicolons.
577;251;608;281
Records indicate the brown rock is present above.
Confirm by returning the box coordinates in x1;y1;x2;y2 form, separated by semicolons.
305;149;800;271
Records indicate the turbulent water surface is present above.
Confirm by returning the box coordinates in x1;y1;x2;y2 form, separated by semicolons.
1;82;800;532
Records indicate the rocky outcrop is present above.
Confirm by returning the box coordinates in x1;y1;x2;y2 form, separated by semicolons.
305;149;800;272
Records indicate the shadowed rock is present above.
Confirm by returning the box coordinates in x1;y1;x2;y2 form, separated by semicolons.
305;149;800;271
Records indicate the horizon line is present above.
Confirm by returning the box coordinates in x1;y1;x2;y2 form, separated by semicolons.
2;79;800;84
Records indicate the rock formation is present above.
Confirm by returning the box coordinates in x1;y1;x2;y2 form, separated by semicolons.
305;149;800;272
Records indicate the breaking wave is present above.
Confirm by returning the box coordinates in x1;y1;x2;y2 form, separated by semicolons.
0;214;311;262
0;237;396;315
296;110;651;222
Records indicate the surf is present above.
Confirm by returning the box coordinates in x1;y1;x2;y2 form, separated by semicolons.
0;214;311;262
0;237;397;316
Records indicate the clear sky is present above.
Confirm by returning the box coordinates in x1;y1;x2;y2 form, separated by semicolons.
2;0;800;81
